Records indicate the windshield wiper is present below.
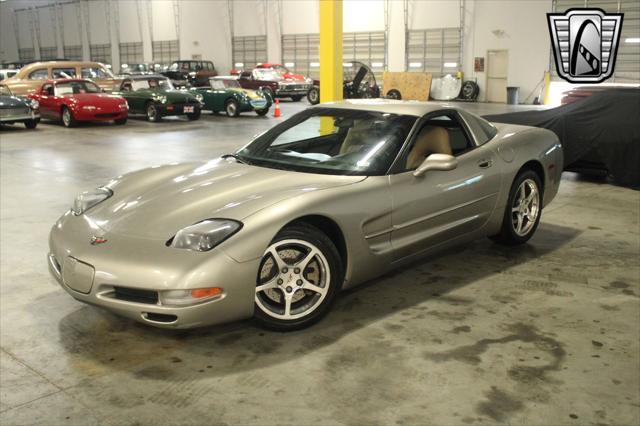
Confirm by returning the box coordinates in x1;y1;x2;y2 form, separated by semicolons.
221;153;251;165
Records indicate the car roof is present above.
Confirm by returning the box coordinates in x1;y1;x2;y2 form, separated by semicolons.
125;74;167;80
46;78;93;84
314;99;459;117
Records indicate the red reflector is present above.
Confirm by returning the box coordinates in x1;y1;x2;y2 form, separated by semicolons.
167;105;174;111
191;287;222;299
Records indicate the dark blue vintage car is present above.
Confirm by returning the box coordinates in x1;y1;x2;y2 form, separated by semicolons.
0;85;40;129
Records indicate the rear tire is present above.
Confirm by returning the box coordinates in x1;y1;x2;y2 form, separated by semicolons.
253;223;343;331
61;106;76;127
490;170;543;246
187;110;201;121
146;102;161;122
24;119;38;129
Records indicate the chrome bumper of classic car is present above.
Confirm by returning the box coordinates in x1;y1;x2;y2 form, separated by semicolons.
249;99;268;109
276;84;311;96
48;213;258;329
0;107;39;122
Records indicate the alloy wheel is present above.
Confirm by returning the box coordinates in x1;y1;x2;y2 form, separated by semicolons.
62;109;71;126
255;239;330;320
511;178;540;237
147;104;157;121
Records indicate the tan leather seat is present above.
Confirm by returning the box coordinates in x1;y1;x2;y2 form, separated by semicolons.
406;126;452;169
340;120;372;155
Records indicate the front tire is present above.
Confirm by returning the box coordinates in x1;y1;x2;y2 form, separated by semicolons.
254;223;343;331
255;108;269;116
225;100;240;117
491;170;543;245
114;117;127;125
307;87;319;105
24;119;38;129
291;95;303;102
61;106;76;127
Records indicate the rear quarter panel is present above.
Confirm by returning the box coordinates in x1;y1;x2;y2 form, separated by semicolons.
489;123;563;214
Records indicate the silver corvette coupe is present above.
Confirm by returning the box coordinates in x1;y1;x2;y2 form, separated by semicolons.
49;100;563;330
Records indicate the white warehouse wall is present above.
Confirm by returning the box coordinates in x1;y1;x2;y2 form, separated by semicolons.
0;0;553;104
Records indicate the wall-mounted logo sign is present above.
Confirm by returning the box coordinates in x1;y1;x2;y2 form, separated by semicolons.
547;8;623;83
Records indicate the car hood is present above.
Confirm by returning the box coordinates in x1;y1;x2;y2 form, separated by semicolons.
227;88;264;100
62;93;124;106
0;95;28;108
145;88;197;102
88;159;365;239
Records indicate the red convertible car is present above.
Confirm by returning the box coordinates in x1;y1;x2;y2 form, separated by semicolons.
28;79;128;127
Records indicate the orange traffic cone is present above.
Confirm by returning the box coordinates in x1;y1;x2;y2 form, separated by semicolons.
273;99;281;118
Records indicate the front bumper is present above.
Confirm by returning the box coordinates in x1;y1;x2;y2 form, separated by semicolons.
74;109;128;122
48;212;258;329
0;108;40;123
276;86;311;97
157;103;202;117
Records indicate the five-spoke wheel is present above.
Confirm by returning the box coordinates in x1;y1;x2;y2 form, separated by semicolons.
254;224;342;330
491;169;543;245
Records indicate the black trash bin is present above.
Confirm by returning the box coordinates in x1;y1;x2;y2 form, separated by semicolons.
507;86;519;105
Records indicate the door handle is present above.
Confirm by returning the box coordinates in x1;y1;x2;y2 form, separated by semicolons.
478;159;493;168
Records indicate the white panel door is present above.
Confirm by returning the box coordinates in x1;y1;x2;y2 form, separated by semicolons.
486;50;508;103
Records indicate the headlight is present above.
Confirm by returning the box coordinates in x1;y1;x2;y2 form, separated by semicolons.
170;219;242;252
119;102;128;110
194;93;204;102
29;100;39;110
72;187;113;216
305;77;313;84
155;95;167;104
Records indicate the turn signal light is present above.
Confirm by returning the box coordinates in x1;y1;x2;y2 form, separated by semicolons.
191;287;223;299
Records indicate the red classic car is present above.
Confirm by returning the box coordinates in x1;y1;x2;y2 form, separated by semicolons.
28;79;128;127
255;63;307;81
236;69;312;101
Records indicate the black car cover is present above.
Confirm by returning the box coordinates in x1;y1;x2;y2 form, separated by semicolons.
483;89;640;187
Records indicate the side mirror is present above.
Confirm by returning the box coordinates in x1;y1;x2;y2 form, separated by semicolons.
413;154;458;177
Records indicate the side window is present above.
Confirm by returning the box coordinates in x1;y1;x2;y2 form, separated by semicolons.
52;68;76;79
29;69;49;80
206;62;214;70
402;112;474;171
81;67;107;79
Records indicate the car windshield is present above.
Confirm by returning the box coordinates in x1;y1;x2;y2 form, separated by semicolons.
0;85;11;96
131;78;174;91
211;79;240;89
253;69;281;81
55;81;101;95
237;108;417;176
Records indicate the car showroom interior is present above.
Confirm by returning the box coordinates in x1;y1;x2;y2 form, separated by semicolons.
0;0;638;425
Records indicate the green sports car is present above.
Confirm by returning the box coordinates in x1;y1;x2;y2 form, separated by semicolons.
118;75;203;122
192;77;272;117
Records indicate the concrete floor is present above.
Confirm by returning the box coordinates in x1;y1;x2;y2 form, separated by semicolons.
1;100;638;426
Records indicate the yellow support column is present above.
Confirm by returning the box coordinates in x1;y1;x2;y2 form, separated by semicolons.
543;71;551;105
319;0;343;103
